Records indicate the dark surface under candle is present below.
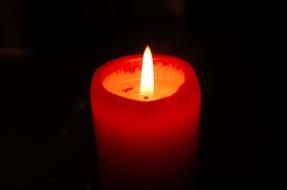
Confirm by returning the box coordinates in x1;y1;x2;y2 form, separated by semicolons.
0;0;280;190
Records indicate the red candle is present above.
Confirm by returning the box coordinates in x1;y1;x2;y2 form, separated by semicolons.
90;47;201;189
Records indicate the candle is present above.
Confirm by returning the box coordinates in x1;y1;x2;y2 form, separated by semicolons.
90;47;201;189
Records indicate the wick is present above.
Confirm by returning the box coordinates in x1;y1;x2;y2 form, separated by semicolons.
144;96;149;100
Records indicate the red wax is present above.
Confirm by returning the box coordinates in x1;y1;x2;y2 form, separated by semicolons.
90;55;201;189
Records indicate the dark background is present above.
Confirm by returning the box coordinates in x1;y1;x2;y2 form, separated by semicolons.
1;0;282;189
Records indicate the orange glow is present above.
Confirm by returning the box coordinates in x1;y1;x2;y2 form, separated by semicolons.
140;46;154;99
103;53;185;101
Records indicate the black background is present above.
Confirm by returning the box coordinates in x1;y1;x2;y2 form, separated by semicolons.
1;0;282;189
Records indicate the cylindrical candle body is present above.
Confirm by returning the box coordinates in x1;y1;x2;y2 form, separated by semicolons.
91;55;201;190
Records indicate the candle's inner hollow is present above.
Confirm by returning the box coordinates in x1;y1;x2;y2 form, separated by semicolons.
103;60;184;101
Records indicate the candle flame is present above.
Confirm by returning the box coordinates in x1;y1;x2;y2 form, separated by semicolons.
140;46;154;99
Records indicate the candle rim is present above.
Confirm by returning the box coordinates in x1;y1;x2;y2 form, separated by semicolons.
91;54;201;106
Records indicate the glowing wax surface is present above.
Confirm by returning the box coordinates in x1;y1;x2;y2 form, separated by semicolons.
103;62;184;101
